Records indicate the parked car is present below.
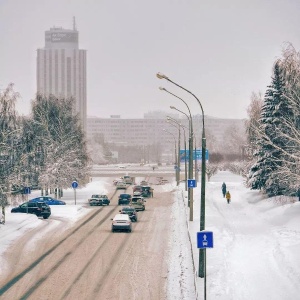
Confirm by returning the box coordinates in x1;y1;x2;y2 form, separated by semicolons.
118;193;131;205
11;201;51;219
29;196;66;205
111;213;132;232
88;194;110;206
131;196;146;211
119;206;138;222
116;181;127;189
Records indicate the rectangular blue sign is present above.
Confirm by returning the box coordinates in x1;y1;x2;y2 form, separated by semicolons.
180;149;209;162
188;179;197;188
197;231;214;248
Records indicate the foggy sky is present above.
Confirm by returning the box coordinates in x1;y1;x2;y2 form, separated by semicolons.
1;0;300;120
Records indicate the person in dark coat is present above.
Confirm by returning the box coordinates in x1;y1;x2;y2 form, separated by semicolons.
222;182;226;198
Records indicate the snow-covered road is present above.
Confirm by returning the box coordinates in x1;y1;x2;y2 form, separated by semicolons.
1;170;300;299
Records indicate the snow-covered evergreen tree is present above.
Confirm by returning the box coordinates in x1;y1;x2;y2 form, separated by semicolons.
248;62;287;195
247;45;300;196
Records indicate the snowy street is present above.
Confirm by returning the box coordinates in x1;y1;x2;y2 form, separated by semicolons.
0;170;300;299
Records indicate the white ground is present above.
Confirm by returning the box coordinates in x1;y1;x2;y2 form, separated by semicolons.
1;170;300;299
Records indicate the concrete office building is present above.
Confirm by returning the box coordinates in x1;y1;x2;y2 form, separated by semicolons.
87;113;245;153
37;19;87;130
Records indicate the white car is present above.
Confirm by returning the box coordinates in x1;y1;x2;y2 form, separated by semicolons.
111;213;132;232
116;181;127;189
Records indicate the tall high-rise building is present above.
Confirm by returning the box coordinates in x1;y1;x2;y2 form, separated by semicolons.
37;19;87;130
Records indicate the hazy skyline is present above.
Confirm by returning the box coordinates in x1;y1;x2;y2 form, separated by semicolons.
1;0;300;120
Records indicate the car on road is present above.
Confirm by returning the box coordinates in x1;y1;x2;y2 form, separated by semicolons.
118;193;131;205
119;206;138;222
131;196;145;211
133;185;143;193
111;213;132;232
98;195;110;205
29;196;66;205
123;175;134;185
133;191;142;197
88;194;110;206
141;186;153;198
116;181;127;189
140;180;148;186
11;201;51;219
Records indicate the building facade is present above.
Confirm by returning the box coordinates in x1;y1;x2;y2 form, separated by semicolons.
87;113;245;153
37;21;87;130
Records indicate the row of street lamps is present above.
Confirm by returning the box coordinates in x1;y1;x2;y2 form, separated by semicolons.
156;72;207;279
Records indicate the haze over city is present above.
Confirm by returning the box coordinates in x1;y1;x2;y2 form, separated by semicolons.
1;0;300;120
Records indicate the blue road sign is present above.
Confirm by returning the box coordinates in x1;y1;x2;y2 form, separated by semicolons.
180;149;209;162
72;181;78;189
197;231;214;248
188;179;197;188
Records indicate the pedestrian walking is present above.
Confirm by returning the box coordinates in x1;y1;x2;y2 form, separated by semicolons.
225;191;231;204
222;182;226;198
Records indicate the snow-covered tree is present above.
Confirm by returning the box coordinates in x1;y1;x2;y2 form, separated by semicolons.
31;94;90;193
247;62;287;195
0;83;20;222
245;91;264;157
247;45;300;196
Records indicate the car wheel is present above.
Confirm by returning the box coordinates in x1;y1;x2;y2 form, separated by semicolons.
43;216;49;219
128;229;132;233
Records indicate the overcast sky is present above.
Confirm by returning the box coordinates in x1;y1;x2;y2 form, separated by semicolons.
1;0;300;120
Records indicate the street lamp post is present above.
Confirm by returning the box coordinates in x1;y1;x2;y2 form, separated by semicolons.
157;72;206;278
163;129;177;182
167;116;187;191
159;87;194;221
170;105;194;220
166;118;181;186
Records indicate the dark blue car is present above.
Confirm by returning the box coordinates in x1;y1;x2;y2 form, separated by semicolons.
29;196;66;205
118;193;131;205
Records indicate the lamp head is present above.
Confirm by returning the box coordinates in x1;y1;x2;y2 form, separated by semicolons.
170;106;176;109
159;86;166;91
156;72;168;80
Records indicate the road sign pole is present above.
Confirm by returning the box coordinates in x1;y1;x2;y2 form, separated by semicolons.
204;248;207;300
197;230;213;299
71;181;78;205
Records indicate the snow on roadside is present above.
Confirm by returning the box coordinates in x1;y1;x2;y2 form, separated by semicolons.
0;178;110;275
167;187;197;300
